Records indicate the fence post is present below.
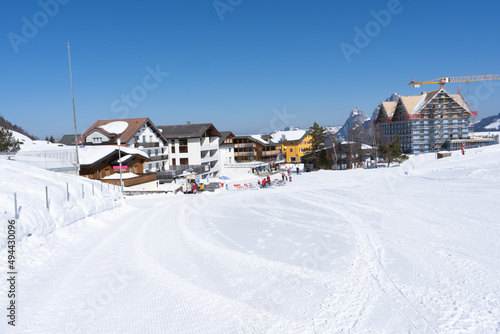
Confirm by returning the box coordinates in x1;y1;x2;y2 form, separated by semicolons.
67;183;69;201
82;184;84;199
46;186;49;210
14;192;18;219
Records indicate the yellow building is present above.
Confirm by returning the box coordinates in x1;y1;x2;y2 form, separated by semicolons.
270;130;312;163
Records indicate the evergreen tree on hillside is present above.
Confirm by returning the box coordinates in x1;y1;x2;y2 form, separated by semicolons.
305;122;329;168
0;127;21;152
306;122;327;153
0;115;37;140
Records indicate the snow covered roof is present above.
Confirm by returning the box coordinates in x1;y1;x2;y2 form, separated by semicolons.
99;121;129;134
250;135;270;145
269;130;307;144
80;118;167;145
79;146;149;166
102;172;139;180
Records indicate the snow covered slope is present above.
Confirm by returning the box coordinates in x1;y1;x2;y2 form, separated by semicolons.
2;145;500;333
0;158;123;250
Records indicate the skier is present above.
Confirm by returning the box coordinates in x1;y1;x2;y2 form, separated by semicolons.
461;143;465;155
267;176;271;187
262;178;266;188
281;173;285;181
296;167;299;175
192;182;197;194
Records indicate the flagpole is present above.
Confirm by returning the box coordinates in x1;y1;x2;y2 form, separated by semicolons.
67;41;80;173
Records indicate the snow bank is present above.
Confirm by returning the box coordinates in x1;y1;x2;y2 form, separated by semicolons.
0;158;123;250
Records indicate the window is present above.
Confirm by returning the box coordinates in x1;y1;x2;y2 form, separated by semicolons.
142;135;146;142
150;135;153;142
105;169;110;176
289;148;293;153
92;137;102;144
155;149;158;155
180;158;188;165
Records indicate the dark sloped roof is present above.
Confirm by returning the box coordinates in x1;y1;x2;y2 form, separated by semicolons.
158;123;221;139
219;131;234;143
58;134;80;145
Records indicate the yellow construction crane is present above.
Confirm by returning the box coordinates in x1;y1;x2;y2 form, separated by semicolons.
410;74;500;89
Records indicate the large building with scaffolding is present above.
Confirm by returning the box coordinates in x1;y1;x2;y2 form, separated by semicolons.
374;89;479;154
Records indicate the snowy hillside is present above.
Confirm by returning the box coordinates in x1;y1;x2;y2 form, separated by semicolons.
1;145;500;333
475;112;500;131
10;129;65;151
0;158;123;250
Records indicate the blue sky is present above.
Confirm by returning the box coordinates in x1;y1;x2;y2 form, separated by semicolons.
1;0;500;139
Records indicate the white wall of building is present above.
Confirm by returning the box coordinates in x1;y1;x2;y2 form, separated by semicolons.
188;138;201;165
86;131;109;144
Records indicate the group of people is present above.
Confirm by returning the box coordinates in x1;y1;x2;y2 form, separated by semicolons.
257;167;302;188
258;175;272;188
186;180;204;194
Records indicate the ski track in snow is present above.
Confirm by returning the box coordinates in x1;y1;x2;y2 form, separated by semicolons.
3;146;500;333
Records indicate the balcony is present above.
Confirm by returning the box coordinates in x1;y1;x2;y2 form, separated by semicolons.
134;142;160;148
150;154;168;162
201;155;219;164
234;143;255;149
235;152;254;157
262;150;280;157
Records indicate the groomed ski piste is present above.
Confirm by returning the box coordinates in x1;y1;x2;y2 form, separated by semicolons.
1;145;499;333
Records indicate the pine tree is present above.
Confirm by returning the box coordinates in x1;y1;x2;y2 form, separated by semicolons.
379;135;403;167
0;127;20;152
305;122;329;168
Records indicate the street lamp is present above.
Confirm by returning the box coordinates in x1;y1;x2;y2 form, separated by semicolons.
117;138;124;194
